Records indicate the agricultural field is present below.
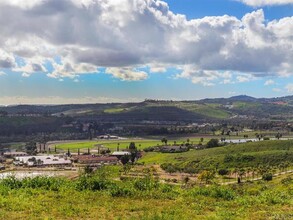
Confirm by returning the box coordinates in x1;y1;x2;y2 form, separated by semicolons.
54;137;207;152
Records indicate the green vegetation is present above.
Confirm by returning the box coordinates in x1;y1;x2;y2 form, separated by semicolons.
56;138;207;152
0;166;292;220
104;108;127;113
140;140;293;173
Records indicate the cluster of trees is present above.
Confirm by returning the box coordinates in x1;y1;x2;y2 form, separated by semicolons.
120;142;139;165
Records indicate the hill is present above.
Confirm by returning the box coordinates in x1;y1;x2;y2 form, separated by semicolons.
2;95;293;122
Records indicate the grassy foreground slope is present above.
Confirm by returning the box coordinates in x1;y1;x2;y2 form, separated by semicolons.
0;169;292;220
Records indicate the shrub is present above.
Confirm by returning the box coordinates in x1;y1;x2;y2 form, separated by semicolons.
218;169;229;176
206;139;220;148
143;147;155;152
110;185;134;197
224;154;234;163
262;173;273;181
281;177;292;185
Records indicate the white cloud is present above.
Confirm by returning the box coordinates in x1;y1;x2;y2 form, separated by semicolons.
0;71;6;76
238;0;293;7
0;1;291;83
0;95;142;105
264;79;275;86
149;63;168;73
236;74;256;83
21;72;31;78
105;67;148;81
285;84;293;93
176;65;235;86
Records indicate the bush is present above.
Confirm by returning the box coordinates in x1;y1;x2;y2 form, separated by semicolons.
218;169;229;176
110;185;134;197
206;139;220;148
224;154;234;163
281;177;292;185
134;175;159;191
262;173;273;181
143;147;155;152
161;163;178;174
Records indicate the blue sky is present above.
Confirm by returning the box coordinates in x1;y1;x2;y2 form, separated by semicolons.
0;0;292;104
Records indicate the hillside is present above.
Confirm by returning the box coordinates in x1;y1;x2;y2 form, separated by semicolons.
2;95;293;122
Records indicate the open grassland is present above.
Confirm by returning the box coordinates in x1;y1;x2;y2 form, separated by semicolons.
0;167;292;220
55;138;207;152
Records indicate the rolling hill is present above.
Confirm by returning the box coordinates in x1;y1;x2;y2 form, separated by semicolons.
1;95;293;122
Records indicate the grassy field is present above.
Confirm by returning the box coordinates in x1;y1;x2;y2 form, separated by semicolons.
55;138;207;152
0;167;292;220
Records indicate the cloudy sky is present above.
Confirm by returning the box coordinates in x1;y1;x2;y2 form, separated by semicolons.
0;0;292;104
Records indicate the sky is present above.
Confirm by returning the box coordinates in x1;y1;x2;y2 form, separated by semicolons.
0;0;292;104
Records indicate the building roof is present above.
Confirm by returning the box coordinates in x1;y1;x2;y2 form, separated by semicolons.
15;155;71;165
4;152;28;156
112;151;131;156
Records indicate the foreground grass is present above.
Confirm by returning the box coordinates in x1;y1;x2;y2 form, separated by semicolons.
0;167;292;220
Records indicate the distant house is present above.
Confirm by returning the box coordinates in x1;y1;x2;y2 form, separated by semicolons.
72;155;119;165
112;151;131;159
4;152;28;158
98;135;119;140
14;155;72;167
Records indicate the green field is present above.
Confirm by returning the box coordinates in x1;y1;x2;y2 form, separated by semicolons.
140;140;293;171
55;138;206;152
0;166;292;220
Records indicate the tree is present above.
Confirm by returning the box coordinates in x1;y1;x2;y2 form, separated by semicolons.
275;133;282;140
129;142;136;150
161;138;168;145
129;142;138;164
198;170;215;184
262;173;273;181
84;165;94;175
120;155;130;165
218;169;229;176
206;139;219;148
25;142;37;155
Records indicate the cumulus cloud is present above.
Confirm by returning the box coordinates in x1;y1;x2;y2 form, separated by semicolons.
0;0;292;84
286;84;293;93
285;83;293;93
105;67;148;81
238;0;293;7
264;79;275;86
0;71;6;76
175;65;234;86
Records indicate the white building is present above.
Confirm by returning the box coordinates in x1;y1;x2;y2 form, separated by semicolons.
14;155;72;167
